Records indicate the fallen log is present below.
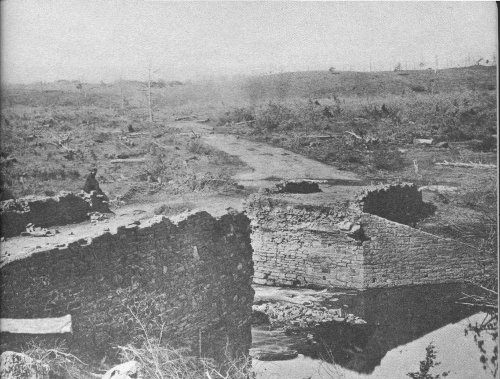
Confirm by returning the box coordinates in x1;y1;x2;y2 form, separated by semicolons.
345;131;362;140
304;135;336;140
151;140;173;150
414;138;433;145
234;120;255;126
110;158;146;164
435;160;496;169
174;116;195;121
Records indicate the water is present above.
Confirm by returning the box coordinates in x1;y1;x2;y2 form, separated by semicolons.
252;284;497;379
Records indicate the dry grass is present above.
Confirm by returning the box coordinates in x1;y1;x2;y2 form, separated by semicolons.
22;339;97;379
113;307;252;379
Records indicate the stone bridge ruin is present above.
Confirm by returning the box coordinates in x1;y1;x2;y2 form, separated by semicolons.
0;208;254;363
246;183;495;289
0;182;495;365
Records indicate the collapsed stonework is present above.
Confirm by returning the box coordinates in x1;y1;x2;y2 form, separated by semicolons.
357;184;435;226
0;211;254;363
246;183;495;289
0;191;110;238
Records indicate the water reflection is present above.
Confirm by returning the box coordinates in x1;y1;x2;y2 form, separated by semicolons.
253;283;493;378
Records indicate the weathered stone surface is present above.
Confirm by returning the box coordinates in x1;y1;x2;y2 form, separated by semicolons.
0;211;254;364
246;184;495;289
0;351;49;379
0;191;110;237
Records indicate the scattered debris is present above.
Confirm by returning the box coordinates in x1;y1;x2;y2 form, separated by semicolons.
89;212;110;224
20;223;59;237
252;301;366;329
250;348;298;361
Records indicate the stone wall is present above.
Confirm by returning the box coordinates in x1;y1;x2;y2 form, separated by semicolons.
247;194;366;289
0;191;109;238
360;214;494;288
246;185;495;289
0;211;254;363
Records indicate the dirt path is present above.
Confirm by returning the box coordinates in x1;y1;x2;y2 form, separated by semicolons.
179;121;360;188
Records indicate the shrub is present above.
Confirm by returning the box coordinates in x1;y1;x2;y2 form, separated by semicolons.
255;102;295;130
371;146;407;171
186;139;215;155
217;107;255;125
410;85;427;93
407;342;450;379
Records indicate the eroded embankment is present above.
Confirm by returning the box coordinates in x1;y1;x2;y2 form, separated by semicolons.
0;210;254;363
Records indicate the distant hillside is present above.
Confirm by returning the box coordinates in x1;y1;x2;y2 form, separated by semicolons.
243;65;496;100
1;66;496;111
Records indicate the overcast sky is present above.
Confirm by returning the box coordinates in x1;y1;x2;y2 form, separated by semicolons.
1;1;497;83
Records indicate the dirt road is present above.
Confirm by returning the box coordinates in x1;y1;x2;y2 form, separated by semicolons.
181;121;360;188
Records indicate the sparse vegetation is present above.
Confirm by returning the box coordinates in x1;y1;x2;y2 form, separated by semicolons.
407;342;450;379
22;339;93;379
0;93;245;201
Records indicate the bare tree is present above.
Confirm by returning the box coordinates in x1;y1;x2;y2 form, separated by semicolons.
147;65;153;122
146;63;160;122
119;77;125;110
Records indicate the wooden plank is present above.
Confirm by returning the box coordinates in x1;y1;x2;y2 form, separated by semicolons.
0;314;72;334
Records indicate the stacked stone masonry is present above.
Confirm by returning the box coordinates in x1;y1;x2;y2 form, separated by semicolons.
0;191;110;237
246;184;495;289
0;211;254;363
